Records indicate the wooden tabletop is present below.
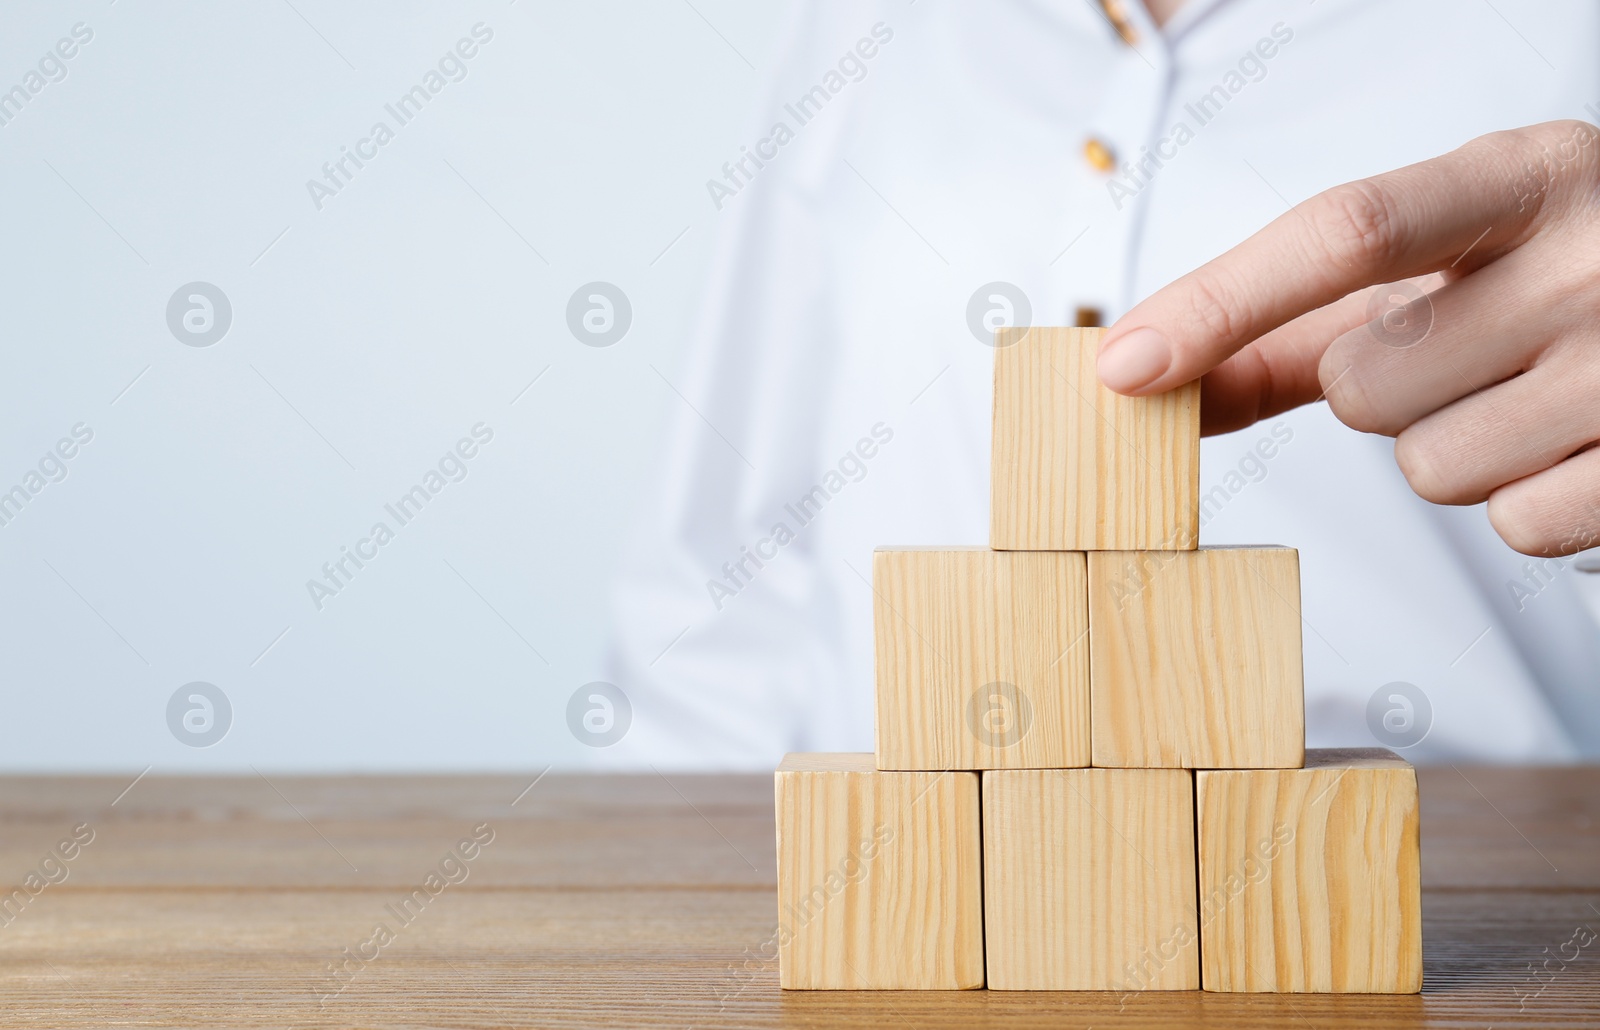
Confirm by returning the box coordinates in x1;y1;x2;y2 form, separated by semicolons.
0;766;1596;1028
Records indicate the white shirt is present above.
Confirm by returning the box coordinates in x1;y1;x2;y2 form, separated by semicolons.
603;0;1600;768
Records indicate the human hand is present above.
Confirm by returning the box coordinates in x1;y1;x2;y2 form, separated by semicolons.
1096;120;1600;557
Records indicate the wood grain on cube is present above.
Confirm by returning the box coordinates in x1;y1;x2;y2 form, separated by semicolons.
775;753;984;990
990;326;1199;551
983;768;1199;991
873;547;1089;770
1197;748;1422;993
1089;546;1305;768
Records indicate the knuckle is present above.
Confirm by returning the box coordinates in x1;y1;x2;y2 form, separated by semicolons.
1475;124;1544;164
1523;120;1600;165
1306;180;1400;270
1182;271;1248;345
1319;346;1393;435
1486;121;1600;213
1487;484;1565;557
1394;426;1472;504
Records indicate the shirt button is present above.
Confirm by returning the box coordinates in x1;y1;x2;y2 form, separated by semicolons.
1084;137;1116;173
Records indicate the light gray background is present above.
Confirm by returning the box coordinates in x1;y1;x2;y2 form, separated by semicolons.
0;0;791;770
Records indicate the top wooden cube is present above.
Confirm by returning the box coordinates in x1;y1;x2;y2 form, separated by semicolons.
990;327;1200;551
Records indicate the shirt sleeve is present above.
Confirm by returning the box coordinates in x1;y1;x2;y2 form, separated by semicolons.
601;3;862;768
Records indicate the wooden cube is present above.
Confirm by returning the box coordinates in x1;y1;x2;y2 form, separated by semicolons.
775;753;984;989
1088;546;1304;768
990;326;1200;551
873;547;1090;770
1197;748;1422;993
983;768;1199;991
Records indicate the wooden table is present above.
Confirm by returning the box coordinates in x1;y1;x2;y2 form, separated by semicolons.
0;767;1596;1028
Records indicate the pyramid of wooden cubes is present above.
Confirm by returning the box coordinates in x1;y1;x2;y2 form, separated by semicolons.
774;327;1422;994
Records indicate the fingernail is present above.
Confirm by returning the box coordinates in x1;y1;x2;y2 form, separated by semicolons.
1097;327;1171;393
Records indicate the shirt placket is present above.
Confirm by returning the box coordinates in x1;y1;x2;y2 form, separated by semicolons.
1071;2;1174;323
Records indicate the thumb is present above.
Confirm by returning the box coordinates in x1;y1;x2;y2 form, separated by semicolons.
1193;287;1371;435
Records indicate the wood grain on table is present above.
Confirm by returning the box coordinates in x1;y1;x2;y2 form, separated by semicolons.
0;767;1596;1028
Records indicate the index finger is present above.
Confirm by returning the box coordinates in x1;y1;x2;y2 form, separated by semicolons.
1095;124;1578;397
